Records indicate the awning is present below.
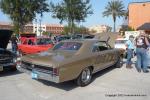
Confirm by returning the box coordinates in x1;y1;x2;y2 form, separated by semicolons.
137;23;150;31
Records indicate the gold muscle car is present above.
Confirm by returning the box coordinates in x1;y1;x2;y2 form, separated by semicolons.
17;39;124;86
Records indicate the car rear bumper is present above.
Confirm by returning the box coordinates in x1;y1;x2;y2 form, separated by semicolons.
0;63;16;67
0;63;16;72
17;65;59;83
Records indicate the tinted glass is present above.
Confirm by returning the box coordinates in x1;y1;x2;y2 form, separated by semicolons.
92;42;109;52
37;38;52;45
53;42;82;51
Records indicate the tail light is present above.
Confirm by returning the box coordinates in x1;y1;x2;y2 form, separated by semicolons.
53;68;59;76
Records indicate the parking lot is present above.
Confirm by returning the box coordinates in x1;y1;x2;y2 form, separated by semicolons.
0;59;150;100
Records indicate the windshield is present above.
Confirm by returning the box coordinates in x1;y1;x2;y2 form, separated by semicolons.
37;38;52;45
53;42;82;51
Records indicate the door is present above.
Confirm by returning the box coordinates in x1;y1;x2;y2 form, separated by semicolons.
92;42;109;72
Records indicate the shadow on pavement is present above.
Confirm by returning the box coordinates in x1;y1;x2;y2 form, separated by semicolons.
37;66;117;91
0;70;22;77
37;79;77;91
92;66;116;82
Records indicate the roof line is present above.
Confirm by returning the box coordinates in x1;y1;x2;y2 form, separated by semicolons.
128;1;150;9
129;1;150;4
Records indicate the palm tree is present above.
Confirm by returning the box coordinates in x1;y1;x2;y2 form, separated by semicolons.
50;0;93;34
103;0;125;32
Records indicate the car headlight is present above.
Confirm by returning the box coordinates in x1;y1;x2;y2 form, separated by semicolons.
17;57;21;61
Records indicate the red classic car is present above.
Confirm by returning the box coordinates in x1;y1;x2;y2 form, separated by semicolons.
18;37;53;55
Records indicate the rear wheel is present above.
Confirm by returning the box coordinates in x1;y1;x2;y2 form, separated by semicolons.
76;67;92;87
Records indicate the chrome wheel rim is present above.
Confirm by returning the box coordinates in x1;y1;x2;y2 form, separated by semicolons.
81;68;91;84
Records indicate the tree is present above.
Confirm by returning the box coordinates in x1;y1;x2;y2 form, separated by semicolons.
42;31;50;36
0;0;49;33
103;0;125;32
50;0;93;34
62;25;89;35
120;25;135;32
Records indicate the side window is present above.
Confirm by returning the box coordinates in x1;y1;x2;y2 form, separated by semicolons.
92;45;100;52
28;39;35;45
23;39;28;45
92;42;108;52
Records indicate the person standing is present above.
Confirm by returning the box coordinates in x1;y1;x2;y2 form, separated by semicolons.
10;34;18;53
135;30;149;73
125;35;135;68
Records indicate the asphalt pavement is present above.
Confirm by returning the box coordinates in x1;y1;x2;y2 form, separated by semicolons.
0;58;150;100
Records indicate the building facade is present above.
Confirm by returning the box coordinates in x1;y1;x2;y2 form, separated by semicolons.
0;22;64;36
24;24;34;33
88;25;112;34
0;22;13;30
128;2;150;32
46;24;64;34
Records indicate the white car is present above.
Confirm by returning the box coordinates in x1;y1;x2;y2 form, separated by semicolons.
114;38;127;50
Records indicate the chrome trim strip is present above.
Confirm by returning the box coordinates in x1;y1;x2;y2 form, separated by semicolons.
17;65;59;83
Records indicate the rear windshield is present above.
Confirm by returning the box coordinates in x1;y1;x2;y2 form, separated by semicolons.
115;40;127;44
53;42;82;51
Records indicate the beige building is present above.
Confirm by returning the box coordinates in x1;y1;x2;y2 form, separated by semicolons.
0;22;13;30
88;25;111;34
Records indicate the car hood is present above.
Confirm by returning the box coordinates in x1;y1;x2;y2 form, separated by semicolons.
95;32;118;48
21;51;76;67
0;30;13;49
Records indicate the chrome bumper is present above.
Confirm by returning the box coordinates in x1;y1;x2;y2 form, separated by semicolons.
17;65;59;83
0;63;16;67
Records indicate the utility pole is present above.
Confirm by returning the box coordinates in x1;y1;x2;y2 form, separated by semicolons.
35;18;38;35
39;19;42;36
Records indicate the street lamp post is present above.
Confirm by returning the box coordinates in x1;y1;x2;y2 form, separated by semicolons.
39;19;42;36
35;18;38;35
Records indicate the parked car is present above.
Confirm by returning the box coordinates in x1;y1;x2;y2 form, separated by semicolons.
114;38;127;50
55;35;71;42
54;34;95;43
0;30;17;72
17;38;124;86
18;37;53;55
71;34;94;39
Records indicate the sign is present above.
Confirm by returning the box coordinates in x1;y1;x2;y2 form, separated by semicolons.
125;31;140;40
31;72;38;79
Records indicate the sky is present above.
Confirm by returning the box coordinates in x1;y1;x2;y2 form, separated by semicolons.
0;0;148;28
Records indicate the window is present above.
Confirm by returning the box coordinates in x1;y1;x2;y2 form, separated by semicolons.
92;42;109;52
53;42;82;51
37;38;52;45
28;39;35;45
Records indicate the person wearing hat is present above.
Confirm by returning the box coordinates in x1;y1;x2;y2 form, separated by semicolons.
10;34;18;53
125;35;135;68
135;30;150;73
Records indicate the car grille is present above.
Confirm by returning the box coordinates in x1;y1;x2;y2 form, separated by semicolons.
21;61;53;74
0;56;13;64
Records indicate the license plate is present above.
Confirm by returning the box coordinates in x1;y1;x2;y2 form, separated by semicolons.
31;72;38;79
0;66;3;71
